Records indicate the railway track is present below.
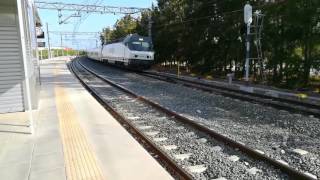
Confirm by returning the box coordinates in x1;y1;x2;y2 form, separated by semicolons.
138;71;320;119
69;58;316;180
68;60;192;180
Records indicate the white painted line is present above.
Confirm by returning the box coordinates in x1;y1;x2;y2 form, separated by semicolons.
133;121;146;124
293;149;309;156
145;131;159;136
158;117;167;119
212;146;222;151
173;153;192;160
187;165;207;173
138;126;153;130
228;155;240;162
197;138;207;143
175;126;184;130
102;97;114;100
128;116;140;120
214;107;226;112
153;137;168;142
123;96;131;99
247;167;262;175
186;132;195;136
211;177;227;180
163;145;178;150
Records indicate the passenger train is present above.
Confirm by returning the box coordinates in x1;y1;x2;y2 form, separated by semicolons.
87;34;154;69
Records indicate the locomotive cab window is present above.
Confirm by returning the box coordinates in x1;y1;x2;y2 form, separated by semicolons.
129;41;151;52
123;34;153;52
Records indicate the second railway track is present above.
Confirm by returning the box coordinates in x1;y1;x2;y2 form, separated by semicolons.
139;71;320;119
69;58;317;179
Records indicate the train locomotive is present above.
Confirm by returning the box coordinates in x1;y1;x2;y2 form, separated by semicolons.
87;34;154;69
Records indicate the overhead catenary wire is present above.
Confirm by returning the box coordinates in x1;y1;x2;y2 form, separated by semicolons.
154;9;243;29
153;1;287;29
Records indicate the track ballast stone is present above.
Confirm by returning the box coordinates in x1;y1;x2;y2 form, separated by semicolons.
80;58;320;178
76;61;286;179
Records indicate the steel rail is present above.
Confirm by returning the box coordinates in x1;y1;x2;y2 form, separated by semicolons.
68;60;193;180
145;71;320;108
86;60;320;116
139;71;320;118
76;59;316;180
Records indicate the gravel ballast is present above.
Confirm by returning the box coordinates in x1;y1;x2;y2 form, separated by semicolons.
73;60;287;179
80;58;320;178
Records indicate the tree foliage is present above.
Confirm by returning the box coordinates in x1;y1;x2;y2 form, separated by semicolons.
100;15;138;44
101;0;320;88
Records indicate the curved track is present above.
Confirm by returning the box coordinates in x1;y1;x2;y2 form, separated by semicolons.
69;58;316;180
68;60;193;180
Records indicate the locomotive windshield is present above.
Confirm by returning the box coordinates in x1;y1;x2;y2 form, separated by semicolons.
124;34;153;52
129;41;152;51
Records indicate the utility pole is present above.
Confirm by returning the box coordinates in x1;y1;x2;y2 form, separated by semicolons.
148;13;154;50
245;23;251;82
148;13;152;41
60;33;63;57
252;10;265;81
39;49;42;60
244;2;252;82
46;23;51;59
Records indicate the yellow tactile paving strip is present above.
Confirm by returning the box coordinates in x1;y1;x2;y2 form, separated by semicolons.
54;65;105;180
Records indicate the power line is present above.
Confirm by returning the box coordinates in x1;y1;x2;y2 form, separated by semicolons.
63;38;98;41
35;1;150;25
35;1;153;43
35;1;148;14
49;31;100;35
154;1;287;29
154;9;242;29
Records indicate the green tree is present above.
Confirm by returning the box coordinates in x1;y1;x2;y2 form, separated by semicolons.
100;15;138;44
99;0;320;88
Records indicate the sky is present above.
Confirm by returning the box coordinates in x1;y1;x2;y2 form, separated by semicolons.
38;0;156;50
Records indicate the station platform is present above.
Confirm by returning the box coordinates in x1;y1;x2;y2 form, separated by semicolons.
0;57;173;180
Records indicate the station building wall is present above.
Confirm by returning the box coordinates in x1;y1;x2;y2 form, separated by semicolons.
0;0;40;114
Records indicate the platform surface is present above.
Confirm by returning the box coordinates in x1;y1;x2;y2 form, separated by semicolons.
0;57;173;180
